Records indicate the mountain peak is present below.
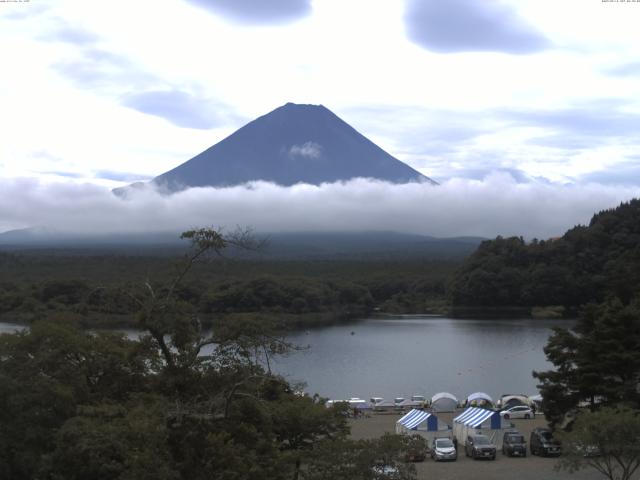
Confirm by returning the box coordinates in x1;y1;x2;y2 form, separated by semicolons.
121;103;436;193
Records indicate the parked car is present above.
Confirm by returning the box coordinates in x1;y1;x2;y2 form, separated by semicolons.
530;427;562;456
500;405;533;419
502;431;527;457
464;434;496;460
404;441;426;462
431;437;457;461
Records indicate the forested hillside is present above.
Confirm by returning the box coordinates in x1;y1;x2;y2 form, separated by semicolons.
0;253;455;328
450;199;640;312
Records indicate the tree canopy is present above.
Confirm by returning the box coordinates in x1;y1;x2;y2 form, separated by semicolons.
450;199;640;311
0;228;418;480
533;297;640;427
556;406;640;480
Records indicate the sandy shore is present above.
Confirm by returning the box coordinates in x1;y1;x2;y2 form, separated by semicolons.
349;411;631;480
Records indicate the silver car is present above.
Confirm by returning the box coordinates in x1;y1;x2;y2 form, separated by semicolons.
431;437;457;461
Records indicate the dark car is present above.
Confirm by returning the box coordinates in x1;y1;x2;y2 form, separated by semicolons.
464;434;496;460
502;431;527;457
404;447;426;462
530;427;562;456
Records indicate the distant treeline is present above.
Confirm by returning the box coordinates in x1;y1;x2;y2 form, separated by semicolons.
6;198;639;327
0;254;456;328
450;199;640;313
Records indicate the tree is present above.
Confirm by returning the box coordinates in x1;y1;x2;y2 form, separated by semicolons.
302;434;420;480
0;317;154;480
269;394;349;480
0;227;352;479
533;297;640;427
49;398;179;480
556;406;640;480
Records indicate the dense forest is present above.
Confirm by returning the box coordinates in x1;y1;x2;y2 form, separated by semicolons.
0;249;456;329
450;199;640;315
4;199;640;328
0;229;425;480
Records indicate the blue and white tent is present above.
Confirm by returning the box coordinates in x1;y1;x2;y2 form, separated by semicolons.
395;409;451;442
453;407;511;448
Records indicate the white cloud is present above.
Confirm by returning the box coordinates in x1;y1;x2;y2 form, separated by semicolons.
0;175;637;240
288;141;322;159
1;0;640;188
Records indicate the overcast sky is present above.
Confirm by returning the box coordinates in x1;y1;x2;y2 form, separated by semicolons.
1;0;639;237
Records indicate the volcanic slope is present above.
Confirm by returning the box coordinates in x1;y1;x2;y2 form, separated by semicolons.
138;102;435;191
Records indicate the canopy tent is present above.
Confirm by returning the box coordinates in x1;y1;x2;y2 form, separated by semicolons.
395;398;424;411
395;409;451;442
528;394;542;410
431;392;458;412
498;394;529;408
466;392;493;407
453;407;511;448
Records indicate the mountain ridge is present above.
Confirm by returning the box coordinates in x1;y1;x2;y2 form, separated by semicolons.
116;102;434;194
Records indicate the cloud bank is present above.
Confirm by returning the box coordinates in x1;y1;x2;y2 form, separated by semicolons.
1;175;637;240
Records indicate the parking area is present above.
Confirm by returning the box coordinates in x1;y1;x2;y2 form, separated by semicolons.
349;412;621;480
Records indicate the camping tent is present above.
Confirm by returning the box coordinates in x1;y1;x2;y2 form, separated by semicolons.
395;409;451;442
431;392;458;412
453;407;511;448
498;394;529;408
466;392;493;407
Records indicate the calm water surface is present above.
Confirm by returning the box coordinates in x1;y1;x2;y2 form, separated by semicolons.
0;316;571;403
271;316;572;402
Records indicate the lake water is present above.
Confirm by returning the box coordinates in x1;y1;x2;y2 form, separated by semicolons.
0;316;571;404
271;316;572;402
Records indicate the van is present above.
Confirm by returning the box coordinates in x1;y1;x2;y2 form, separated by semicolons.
530;427;561;456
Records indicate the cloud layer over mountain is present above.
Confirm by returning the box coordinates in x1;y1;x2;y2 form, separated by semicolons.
1;175;636;240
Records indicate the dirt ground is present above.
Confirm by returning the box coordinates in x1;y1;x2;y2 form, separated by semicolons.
349;411;634;480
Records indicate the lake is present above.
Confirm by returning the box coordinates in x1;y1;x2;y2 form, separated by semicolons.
271;316;572;403
0;316;571;404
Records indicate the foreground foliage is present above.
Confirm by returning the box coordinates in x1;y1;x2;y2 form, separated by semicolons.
556;406;640;480
533;298;640;427
0;228;418;480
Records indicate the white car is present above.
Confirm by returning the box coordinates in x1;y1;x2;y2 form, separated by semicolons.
500;405;533;419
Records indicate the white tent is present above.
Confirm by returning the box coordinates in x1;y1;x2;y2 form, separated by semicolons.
431;392;458;412
466;392;493;407
395;409;451;442
498;394;529;408
453;407;511;448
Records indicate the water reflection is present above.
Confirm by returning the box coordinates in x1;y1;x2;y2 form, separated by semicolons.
272;316;573;401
